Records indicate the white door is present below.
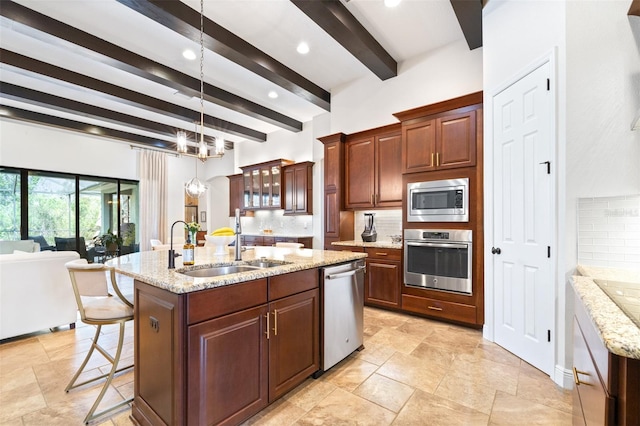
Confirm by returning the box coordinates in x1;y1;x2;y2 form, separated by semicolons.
492;61;554;374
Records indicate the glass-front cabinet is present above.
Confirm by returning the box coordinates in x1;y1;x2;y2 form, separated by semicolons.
241;159;292;210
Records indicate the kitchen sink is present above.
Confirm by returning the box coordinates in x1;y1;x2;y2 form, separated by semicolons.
244;258;292;268
179;265;261;277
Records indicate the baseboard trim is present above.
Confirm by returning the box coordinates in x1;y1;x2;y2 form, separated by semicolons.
554;364;574;389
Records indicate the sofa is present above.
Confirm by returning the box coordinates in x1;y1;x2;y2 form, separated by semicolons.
0;250;80;340
0;240;40;254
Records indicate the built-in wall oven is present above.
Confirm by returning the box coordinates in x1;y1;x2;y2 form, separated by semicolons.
404;229;472;295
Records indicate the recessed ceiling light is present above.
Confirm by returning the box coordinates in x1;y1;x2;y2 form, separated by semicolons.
384;0;401;7
268;91;278;99
183;49;197;60
297;42;310;55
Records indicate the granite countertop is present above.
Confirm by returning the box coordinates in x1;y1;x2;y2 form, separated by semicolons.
572;265;640;359
332;240;403;250
106;247;366;294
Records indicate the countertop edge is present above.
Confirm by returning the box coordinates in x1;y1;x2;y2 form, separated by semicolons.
571;274;640;360
331;240;402;250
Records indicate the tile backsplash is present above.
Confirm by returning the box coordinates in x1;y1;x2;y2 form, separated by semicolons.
353;209;403;243
577;195;640;270
229;210;313;236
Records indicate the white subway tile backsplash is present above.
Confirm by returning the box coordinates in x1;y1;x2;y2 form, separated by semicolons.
578;194;640;270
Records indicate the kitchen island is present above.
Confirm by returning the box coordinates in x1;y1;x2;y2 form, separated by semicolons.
107;246;366;426
571;266;640;425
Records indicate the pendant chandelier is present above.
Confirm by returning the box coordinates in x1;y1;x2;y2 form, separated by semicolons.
179;0;223;197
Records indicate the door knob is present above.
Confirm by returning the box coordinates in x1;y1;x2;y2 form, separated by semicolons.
491;247;501;255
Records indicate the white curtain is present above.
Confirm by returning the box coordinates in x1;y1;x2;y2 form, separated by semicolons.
139;150;167;251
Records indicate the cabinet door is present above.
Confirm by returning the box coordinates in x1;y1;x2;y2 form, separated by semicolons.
324;140;341;191
228;174;244;217
345;137;375;209
436;110;477;170
375;132;402;207
271;165;282;208
324;189;340;238
366;260;401;308
402;119;436;173
251;169;261;208
268;289;319;401
188;305;269;426
283;166;295;214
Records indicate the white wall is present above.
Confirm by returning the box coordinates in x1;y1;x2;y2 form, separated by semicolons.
331;39;483;134
483;0;640;388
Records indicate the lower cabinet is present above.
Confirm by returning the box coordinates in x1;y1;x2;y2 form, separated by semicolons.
242;235;313;248
573;290;640;425
401;294;477;324
132;269;319;426
364;247;401;309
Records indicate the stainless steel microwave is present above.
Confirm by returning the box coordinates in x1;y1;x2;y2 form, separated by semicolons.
407;178;469;222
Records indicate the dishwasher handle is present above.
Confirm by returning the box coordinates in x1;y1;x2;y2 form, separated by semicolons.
325;265;366;280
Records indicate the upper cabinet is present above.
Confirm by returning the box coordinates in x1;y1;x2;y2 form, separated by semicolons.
395;92;482;174
241;159;294;210
345;125;402;209
283;162;314;215
228;174;253;217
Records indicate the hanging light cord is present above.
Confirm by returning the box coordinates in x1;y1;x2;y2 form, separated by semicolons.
199;0;205;149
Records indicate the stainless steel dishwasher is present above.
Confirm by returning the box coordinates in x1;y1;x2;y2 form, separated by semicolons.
318;260;366;375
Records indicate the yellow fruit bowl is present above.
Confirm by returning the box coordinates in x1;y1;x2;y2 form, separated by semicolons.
205;235;235;254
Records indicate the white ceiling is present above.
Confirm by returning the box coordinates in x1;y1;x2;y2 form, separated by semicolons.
0;0;469;149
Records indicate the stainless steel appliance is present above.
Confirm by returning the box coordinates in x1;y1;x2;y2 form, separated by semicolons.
319;260;365;373
404;229;472;294
361;212;377;242
407;178;469;222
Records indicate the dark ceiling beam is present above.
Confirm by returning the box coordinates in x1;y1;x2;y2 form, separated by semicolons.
0;105;180;150
0;49;266;142
450;0;483;50
116;0;331;111
0;0;301;132
0;81;218;145
291;0;397;81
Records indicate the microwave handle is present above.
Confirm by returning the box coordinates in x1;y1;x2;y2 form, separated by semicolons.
406;242;468;250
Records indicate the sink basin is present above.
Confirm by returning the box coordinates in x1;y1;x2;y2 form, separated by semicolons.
244;259;291;268
180;265;261;277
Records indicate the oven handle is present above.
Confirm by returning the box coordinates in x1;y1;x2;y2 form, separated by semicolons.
405;241;469;250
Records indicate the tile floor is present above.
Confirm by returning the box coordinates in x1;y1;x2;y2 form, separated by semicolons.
0;282;573;425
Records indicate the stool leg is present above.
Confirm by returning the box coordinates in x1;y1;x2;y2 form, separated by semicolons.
65;325;102;392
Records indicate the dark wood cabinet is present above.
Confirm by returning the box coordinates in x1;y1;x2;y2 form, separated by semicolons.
242;235;312;248
395;92;482;174
268;288;319;400
402;109;477;173
364;247;401;309
345;126;402;209
319;133;354;250
241;159;293;210
228;174;253;217
283;162;314;215
573;290;640;426
132;268;320;426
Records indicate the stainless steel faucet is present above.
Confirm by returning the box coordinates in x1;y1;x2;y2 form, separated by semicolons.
168;220;188;269
234;208;242;261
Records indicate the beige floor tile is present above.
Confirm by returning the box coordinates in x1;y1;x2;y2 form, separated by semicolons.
409;342;457;370
324;357;378;392
434;373;496;414
424;325;484;353
283;378;337;412
364;308;409;329
353;373;414;413
376;352;448;394
488;391;572;425
392;316;441;340
448;353;520;395
516;373;572;414
353;342;396;366
243;398;306;426
394;388;489;425
0;417;24;426
295;387;396;425
0;381;47;423
0;339;49;371
0;366;37;393
474;343;522;367
365;328;423;355
109;410;136;426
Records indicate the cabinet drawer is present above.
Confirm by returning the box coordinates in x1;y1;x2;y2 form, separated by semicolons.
401;294;476;324
365;247;401;261
269;268;319;300
187;279;267;325
573;317;615;425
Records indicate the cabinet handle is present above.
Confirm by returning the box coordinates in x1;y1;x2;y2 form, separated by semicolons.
265;312;270;339
573;367;592;386
375;252;388;256
431;152;434;166
375;194;379;204
370;194;374;204
427;306;443;311
436;152;440;166
273;309;278;336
